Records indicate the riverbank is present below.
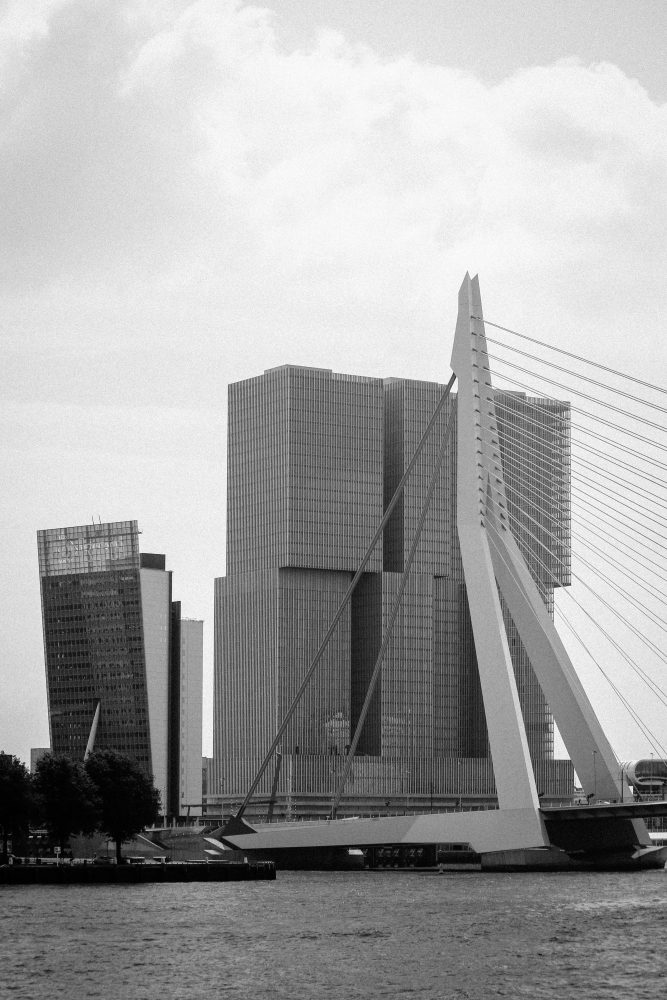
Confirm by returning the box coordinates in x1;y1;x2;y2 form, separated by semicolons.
0;860;275;884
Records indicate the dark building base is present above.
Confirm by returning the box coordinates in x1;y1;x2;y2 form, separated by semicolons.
480;845;667;872
242;846;365;871
366;844;479;869
0;860;275;884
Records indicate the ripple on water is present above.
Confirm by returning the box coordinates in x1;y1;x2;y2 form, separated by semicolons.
1;871;666;999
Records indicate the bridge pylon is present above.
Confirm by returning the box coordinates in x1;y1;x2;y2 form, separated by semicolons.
221;274;665;870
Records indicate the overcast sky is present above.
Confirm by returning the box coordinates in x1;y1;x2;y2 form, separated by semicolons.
2;0;666;768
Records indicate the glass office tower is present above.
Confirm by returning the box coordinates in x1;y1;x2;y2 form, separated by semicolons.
38;520;202;820
214;368;573;815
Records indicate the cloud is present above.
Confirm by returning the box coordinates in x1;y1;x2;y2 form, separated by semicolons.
2;12;665;353
2;397;221;457
1;0;666;406
2;0;667;764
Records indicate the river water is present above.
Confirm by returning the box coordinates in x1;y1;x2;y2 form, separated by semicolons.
2;869;666;999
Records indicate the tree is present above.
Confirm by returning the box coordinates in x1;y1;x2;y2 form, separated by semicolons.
0;752;35;863
85;751;160;863
33;753;100;855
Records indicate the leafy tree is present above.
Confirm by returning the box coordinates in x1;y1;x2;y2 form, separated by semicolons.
33;753;101;855
0;752;35;863
85;751;160;863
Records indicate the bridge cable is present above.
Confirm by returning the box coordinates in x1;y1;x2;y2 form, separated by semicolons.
555;607;667;760
477;317;667;400
485;336;667;417
496;458;667;600
484;523;667;761
483;383;667;489
477;318;667;754
484;516;667;744
483;365;667;460
498;480;667;647
491;391;667;488
329;402;457;819
485;355;667;435
478;392;667;590
496;436;667;559
483;405;667;552
480;417;667;559
499;454;667;580
484;491;667;705
488;453;667;635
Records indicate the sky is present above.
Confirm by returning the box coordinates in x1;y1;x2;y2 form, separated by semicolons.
2;0;666;769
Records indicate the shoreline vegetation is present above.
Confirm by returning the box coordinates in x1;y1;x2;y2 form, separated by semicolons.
1;749;161;866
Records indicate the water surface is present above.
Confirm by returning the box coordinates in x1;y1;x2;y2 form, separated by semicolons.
2;870;666;999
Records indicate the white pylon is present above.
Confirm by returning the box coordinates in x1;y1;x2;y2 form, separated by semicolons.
451;273;624;805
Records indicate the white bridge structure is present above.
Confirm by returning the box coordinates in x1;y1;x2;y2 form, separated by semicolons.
223;275;667;870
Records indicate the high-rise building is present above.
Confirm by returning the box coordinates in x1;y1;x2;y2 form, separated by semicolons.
37;520;202;820
214;367;573;816
177;618;204;818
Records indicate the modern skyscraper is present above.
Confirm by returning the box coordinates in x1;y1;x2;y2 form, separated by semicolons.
214;367;573;816
37;520;203;820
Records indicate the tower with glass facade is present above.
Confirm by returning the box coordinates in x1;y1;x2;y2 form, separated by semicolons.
37;520;203;820
214;367;573;816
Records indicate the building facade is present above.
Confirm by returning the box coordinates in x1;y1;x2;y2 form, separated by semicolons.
214;367;573;817
37;520;202;820
178;618;204;817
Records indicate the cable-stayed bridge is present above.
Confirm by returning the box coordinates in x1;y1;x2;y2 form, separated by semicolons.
222;274;667;870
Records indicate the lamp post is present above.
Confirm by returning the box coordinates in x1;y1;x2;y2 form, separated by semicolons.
592;750;598;802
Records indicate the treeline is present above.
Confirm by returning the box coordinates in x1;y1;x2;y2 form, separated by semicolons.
0;749;160;864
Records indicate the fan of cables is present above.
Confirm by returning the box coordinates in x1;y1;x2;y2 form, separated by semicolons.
479;318;667;762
